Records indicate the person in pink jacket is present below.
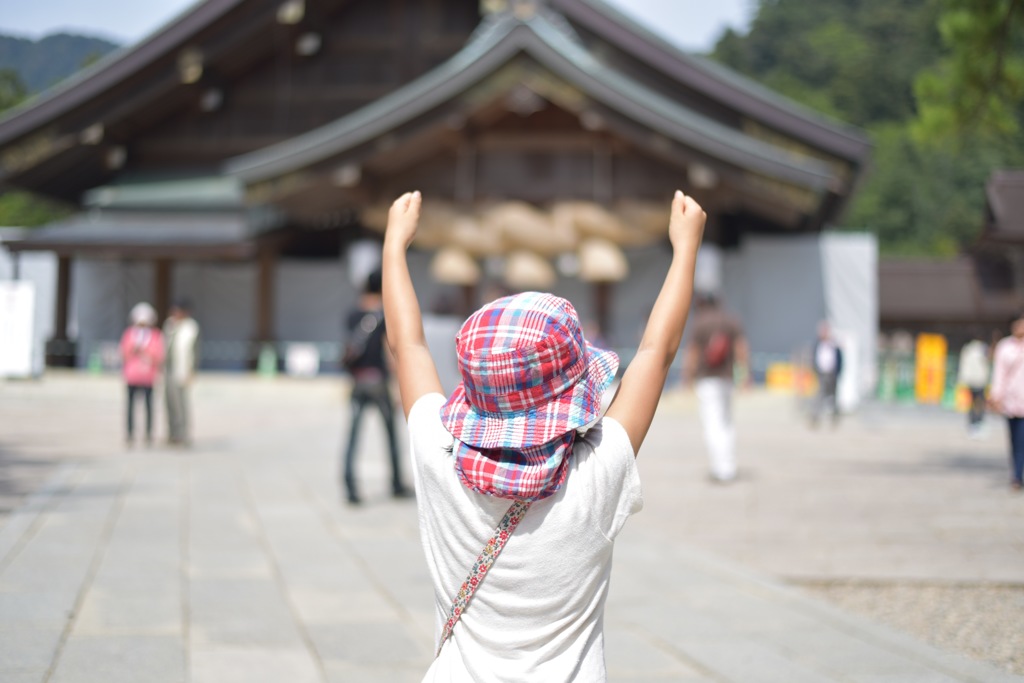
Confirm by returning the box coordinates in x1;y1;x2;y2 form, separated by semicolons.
989;311;1024;491
120;302;165;447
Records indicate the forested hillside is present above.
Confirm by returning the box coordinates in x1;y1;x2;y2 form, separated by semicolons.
712;0;1024;257
0;32;119;93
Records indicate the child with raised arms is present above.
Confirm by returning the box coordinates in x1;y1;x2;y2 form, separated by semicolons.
382;189;705;681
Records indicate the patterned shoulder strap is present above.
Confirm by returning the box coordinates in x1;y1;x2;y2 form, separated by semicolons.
435;499;532;658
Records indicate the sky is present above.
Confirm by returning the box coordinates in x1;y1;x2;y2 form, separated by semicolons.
0;0;754;53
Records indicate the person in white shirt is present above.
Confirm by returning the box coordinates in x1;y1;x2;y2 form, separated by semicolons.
163;301;200;446
957;337;989;435
381;189;705;681
810;320;843;428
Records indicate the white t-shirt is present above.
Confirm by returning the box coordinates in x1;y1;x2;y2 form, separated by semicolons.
815;340;838;374
408;393;643;682
957;340;989;389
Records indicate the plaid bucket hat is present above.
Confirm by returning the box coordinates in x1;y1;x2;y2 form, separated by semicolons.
440;292;619;451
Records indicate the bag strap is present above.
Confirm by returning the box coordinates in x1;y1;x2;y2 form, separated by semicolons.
435;499;532;658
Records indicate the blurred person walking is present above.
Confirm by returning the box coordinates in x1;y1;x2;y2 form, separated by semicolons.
163;301;199;447
809;320;843;428
341;270;410;505
382;189;704;679
989;312;1024;491
119;302;164;448
683;292;749;483
957;337;990;436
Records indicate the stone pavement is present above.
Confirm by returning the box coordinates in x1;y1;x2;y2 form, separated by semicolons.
0;373;1021;683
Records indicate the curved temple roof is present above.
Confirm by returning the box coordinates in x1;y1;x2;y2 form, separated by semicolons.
224;8;843;192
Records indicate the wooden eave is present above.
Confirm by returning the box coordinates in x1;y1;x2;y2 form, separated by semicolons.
2;208;281;260
4;232;261;260
878;258;1022;325
551;0;870;165
225;10;839;194
0;0;250;147
878;259;980;322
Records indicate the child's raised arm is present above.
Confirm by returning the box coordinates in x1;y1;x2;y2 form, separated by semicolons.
382;191;444;418
605;190;705;454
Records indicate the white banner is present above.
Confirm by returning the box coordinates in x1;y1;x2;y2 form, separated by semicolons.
0;281;35;378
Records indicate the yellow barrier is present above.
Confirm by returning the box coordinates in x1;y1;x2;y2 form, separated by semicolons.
915;333;947;405
765;362;817;396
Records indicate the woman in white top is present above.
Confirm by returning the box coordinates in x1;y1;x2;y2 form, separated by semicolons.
382;190;705;681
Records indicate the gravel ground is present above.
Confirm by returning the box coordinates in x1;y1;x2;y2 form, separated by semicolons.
798;581;1024;676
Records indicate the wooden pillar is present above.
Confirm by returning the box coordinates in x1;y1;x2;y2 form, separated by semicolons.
45;255;75;367
154;259;172;323
54;256;70;339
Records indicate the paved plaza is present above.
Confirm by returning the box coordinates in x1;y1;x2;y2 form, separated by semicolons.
0;372;1021;682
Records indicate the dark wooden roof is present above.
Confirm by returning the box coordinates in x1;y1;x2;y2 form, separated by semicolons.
879;259;979;322
879;257;1022;325
0;0;870;239
225;9;842;193
3;208;280;259
984;169;1024;241
0;0;246;147
0;0;482;200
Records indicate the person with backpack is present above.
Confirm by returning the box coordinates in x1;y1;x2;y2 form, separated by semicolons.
341;269;412;504
682;291;749;483
382;189;704;679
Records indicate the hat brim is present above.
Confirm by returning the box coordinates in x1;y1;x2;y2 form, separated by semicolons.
454;430;575;501
441;342;619;449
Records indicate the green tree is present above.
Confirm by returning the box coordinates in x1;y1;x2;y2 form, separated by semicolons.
711;0;1024;257
844;125;1022;256
0;69;71;227
0;68;26;111
0;189;70;228
713;0;943;127
912;0;1024;144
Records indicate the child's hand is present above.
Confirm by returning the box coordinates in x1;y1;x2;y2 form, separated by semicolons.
386;191;422;249
668;190;705;252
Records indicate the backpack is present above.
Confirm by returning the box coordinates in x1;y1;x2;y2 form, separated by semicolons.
341;311;383;373
704;330;732;368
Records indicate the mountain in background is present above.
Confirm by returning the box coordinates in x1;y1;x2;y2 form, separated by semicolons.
0;32;121;93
